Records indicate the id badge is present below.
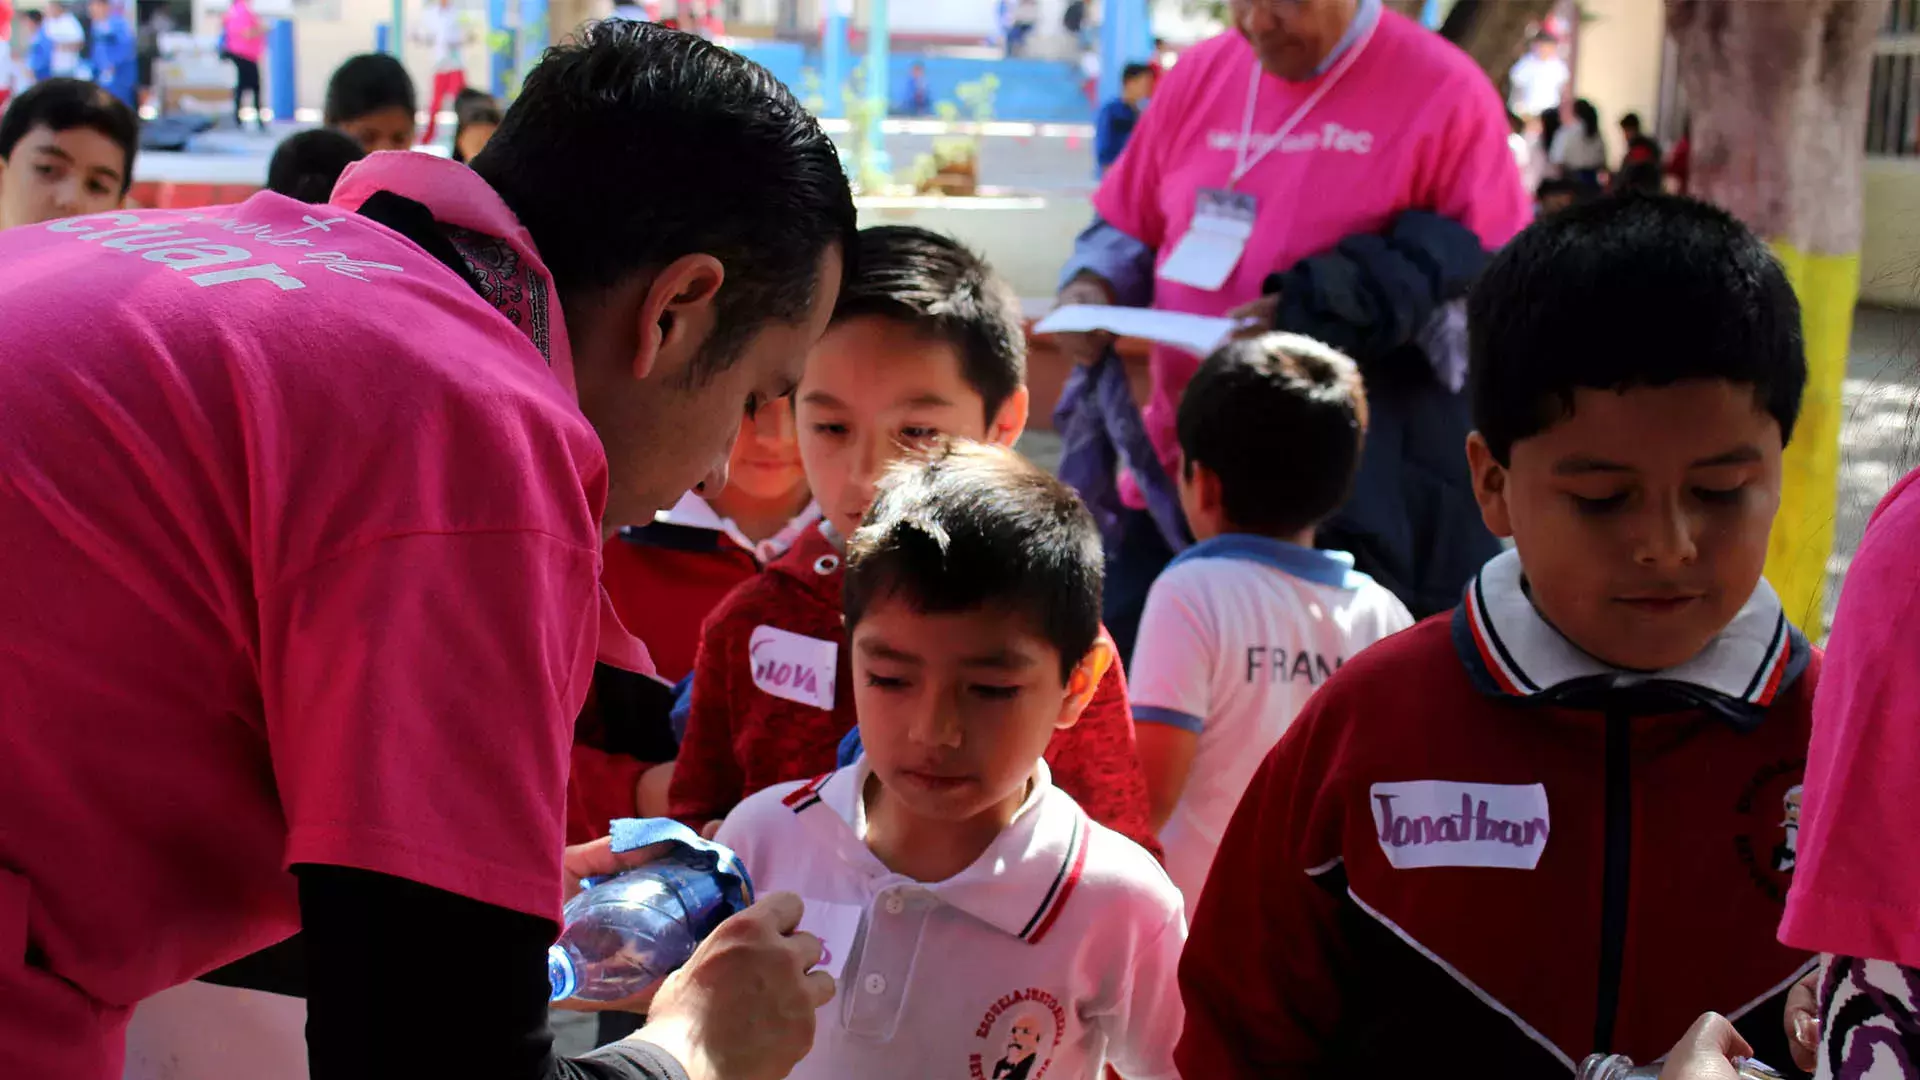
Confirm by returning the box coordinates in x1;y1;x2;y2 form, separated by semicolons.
1157;188;1258;292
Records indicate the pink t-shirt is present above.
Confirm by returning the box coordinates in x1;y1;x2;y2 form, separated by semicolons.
0;152;617;1078
1093;12;1530;489
1779;468;1920;969
222;0;265;62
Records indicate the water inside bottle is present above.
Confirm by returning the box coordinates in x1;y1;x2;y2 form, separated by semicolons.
549;853;733;1003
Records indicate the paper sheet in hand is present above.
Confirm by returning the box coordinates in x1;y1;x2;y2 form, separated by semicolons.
1034;304;1237;358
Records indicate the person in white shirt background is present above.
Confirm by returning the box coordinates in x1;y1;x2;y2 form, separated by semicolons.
718;442;1186;1080
412;0;471;145
1550;96;1609;190
1129;334;1412;911
1506;31;1568;120
43;0;84;77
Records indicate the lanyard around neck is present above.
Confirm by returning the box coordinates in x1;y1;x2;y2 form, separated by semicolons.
1231;20;1379;189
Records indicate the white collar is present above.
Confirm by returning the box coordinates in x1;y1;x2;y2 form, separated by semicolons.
1460;548;1796;708
656;492;822;565
796;757;1090;945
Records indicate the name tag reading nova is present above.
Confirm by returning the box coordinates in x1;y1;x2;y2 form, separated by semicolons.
1369;781;1551;870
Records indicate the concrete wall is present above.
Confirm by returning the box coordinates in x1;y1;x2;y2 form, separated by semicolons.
1570;0;1665;164
1862;159;1920;309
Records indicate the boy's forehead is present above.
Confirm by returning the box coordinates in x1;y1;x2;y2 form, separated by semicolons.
853;599;1058;667
1515;380;1783;468
804;316;988;411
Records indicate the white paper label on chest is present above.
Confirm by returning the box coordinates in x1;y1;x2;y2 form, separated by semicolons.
748;624;838;710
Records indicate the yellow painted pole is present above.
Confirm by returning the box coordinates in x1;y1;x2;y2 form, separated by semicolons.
1765;240;1860;640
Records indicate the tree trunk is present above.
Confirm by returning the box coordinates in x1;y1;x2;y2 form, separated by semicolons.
1668;0;1886;634
1439;0;1558;93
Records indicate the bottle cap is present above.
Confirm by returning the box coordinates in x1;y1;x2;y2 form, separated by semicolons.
547;945;578;1002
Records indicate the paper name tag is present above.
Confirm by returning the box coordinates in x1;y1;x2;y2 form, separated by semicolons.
1157;187;1258;292
749;625;837;710
798;899;864;982
1370;781;1551;870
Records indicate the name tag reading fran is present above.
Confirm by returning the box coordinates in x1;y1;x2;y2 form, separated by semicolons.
748;625;838;710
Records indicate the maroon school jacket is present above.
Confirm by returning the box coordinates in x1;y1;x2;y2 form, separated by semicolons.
668;521;1162;860
1178;551;1819;1077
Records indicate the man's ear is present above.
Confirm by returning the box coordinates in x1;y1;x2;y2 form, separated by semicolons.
986;385;1030;448
631;253;725;381
1056;634;1116;732
1465;431;1514;539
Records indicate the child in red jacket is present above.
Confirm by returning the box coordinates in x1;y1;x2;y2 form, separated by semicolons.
568;396;819;844
670;225;1159;857
1178;195;1817;1076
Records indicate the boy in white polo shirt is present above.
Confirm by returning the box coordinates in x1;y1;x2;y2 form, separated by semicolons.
717;440;1185;1080
1130;333;1413;911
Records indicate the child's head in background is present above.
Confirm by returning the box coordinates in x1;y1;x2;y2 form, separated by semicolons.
0;78;138;231
324;53;417;153
796;225;1029;540
265;127;367;204
1466;193;1804;673
452;90;501;163
842;441;1110;837
707;394;811;541
1176;332;1366;547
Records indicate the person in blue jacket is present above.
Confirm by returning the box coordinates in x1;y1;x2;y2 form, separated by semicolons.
25;10;55;83
85;0;137;107
1093;63;1155;175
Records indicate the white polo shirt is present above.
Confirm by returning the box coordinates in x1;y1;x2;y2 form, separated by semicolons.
1129;535;1413;911
716;759;1186;1080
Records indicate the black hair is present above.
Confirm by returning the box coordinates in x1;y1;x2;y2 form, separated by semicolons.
0;78;138;193
1572;97;1600;139
323;53;417;126
1122;62;1154;83
265;127;367;203
1539;107;1562;149
1534;176;1588;208
450;93;502;163
831;225;1024;421
471;20;855;381
1469;194;1805;464
1179;333;1367;538
1619;111;1643;133
23;7;43;21
844;441;1102;682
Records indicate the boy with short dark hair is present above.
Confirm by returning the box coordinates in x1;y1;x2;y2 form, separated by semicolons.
0;77;137;231
717;441;1185;1080
670;224;1160;857
1131;333;1411;912
1179;194;1819;1076
264;127;366;204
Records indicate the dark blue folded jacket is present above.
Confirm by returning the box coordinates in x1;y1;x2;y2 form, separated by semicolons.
1264;210;1499;618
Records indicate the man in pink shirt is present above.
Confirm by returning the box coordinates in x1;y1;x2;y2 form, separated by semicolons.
0;21;851;1080
1051;0;1529;659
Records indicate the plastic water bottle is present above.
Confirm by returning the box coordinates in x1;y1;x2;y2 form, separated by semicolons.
547;844;753;1003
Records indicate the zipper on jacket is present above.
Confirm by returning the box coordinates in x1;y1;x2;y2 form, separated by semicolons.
1594;709;1632;1053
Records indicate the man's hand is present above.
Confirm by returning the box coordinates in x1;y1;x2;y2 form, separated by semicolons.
1226;293;1279;340
1048;272;1118;367
1657;1013;1755;1080
632;893;832;1080
1784;964;1821;1072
